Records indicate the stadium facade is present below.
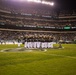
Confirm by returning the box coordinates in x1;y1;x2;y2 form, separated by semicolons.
0;0;76;45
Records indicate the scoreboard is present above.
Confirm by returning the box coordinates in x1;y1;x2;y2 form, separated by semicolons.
64;26;71;30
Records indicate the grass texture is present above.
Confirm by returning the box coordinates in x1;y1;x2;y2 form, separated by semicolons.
0;44;76;75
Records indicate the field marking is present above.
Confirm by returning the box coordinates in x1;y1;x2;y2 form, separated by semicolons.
44;53;76;59
0;48;76;59
0;49;7;52
0;48;33;52
0;48;17;52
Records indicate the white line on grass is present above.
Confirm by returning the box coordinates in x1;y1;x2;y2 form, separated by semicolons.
0;48;76;59
0;48;16;52
0;49;7;52
0;48;32;52
43;53;76;59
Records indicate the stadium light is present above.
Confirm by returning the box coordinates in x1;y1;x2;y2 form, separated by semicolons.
11;0;54;6
27;0;54;6
9;0;26;2
28;0;41;3
50;2;54;6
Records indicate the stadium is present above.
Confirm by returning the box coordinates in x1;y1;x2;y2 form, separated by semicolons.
0;0;76;75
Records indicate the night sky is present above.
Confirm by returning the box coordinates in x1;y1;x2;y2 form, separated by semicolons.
54;0;76;10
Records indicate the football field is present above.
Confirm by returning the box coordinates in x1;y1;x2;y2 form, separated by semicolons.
0;44;76;75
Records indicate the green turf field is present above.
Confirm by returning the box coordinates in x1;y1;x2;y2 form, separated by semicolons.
0;44;76;75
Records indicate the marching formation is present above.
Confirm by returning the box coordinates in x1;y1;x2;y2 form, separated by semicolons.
24;42;55;49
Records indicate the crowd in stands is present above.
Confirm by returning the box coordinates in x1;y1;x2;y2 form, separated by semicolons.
0;30;76;43
0;11;76;28
0;1;76;28
0;1;76;17
0;1;55;16
0;1;76;44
